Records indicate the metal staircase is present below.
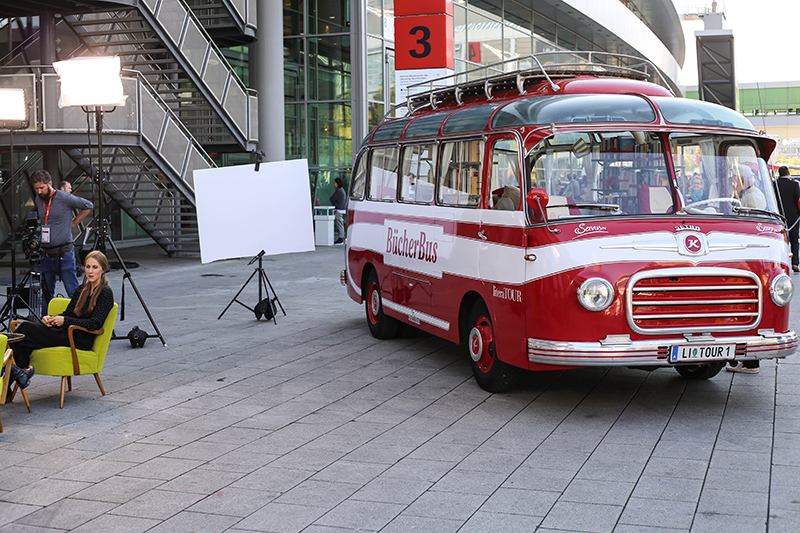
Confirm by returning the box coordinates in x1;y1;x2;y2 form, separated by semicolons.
63;0;257;151
0;0;257;256
184;0;255;47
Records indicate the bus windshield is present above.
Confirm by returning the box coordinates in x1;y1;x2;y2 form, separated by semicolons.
525;131;782;221
527;131;675;218
670;133;781;218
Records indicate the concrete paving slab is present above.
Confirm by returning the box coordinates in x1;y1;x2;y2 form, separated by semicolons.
1;244;800;532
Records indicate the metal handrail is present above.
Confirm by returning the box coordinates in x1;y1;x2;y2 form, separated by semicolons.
0;67;215;192
142;0;256;144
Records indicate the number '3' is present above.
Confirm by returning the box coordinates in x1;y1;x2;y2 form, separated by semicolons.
409;26;431;58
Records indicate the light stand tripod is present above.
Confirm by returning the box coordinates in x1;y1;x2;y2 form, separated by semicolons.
0;89;37;328
218;250;286;323
86;106;167;346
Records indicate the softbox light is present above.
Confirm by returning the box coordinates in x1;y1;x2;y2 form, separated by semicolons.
0;88;29;129
53;56;127;108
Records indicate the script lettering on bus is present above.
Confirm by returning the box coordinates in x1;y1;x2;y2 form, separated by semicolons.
574;223;608;237
756;223;782;235
492;285;522;303
386;226;438;263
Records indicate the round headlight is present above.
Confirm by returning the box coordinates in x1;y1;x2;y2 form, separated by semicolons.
770;273;794;307
577;278;615;311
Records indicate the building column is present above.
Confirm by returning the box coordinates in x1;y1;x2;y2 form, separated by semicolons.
40;12;58;178
351;0;368;158
255;0;284;162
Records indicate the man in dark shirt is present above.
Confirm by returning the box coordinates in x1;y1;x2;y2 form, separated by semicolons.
776;166;800;273
30;170;93;314
330;177;347;244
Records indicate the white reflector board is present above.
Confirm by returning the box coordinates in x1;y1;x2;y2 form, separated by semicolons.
194;159;315;264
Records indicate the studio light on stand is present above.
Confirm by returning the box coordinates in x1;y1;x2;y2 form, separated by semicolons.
53;56;166;346
0;88;36;328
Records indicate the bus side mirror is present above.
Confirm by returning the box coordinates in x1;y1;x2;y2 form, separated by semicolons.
526;188;550;220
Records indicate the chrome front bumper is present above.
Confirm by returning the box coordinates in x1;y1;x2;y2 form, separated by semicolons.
528;330;798;367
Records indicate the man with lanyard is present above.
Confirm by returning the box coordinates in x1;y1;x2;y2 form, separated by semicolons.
29;170;93;315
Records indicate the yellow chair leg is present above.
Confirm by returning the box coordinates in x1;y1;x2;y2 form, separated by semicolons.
20;389;31;413
59;377;66;409
94;374;106;396
6;383;31;412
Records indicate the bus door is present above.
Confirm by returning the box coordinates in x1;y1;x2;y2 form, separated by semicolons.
388;143;437;323
478;136;528;349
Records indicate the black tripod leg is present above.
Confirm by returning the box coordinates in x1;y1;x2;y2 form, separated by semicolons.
105;236;167;346
260;271;286;316
218;269;260;319
121;271;167;346
256;269;278;324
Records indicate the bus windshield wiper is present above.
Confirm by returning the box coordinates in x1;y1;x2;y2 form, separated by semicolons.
733;206;784;221
547;203;620;212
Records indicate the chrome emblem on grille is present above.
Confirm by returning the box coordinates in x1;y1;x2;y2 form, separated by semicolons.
676;231;708;256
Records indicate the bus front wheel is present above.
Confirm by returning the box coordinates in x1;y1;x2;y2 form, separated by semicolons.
467;301;517;393
365;271;398;339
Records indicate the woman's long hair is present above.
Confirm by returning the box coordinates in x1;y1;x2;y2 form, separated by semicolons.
74;250;109;316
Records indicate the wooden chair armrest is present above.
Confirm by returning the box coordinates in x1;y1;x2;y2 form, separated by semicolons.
9;320;21;332
67;326;103;376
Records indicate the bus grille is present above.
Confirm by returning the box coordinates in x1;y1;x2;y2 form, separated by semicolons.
626;268;762;334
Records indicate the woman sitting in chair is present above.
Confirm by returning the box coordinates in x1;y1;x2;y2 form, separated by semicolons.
9;251;114;390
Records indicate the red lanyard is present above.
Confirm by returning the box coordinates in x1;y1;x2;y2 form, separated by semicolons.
44;189;55;224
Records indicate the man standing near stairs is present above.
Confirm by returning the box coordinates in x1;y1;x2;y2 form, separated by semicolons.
29;170;93;316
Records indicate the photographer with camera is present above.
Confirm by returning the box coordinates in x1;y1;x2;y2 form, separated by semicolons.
29;170;93;315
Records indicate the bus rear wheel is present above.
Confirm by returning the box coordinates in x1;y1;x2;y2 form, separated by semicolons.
675;362;725;379
467;301;517;393
365;270;398;339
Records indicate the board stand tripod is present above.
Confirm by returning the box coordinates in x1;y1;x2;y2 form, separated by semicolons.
218;250;286;323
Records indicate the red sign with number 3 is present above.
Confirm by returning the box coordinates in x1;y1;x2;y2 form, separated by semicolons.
395;14;454;70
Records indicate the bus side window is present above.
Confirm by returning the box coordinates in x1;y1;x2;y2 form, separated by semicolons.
438;139;483;207
400;143;436;204
350;151;367;200
489;139;521;210
368;146;399;201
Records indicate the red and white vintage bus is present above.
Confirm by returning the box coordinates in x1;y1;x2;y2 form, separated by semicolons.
343;53;797;392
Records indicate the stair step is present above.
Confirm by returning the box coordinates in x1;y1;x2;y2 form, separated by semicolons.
150;78;192;85
80;29;152;37
72;16;145;26
107;49;169;56
123;59;176;66
85;39;163;46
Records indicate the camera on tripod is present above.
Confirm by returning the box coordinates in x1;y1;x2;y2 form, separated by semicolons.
18;211;41;265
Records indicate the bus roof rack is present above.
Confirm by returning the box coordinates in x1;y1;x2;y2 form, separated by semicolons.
405;51;673;115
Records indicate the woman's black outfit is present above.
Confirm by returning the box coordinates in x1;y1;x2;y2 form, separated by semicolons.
13;285;114;368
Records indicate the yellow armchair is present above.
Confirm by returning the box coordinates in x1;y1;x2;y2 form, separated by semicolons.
1;335;32;431
14;298;118;408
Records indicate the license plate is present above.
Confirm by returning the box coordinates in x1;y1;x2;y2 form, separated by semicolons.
669;344;735;363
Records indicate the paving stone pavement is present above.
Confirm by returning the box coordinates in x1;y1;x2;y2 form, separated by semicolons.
1;244;800;532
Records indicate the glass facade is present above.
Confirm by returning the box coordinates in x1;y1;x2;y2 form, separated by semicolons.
284;0;353;207
280;0;620;208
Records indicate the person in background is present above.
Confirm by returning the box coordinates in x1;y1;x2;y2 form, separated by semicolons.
731;164;766;209
59;179;72;194
687;175;706;203
775;166;800;273
330;177;347;244
30;170;93;315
